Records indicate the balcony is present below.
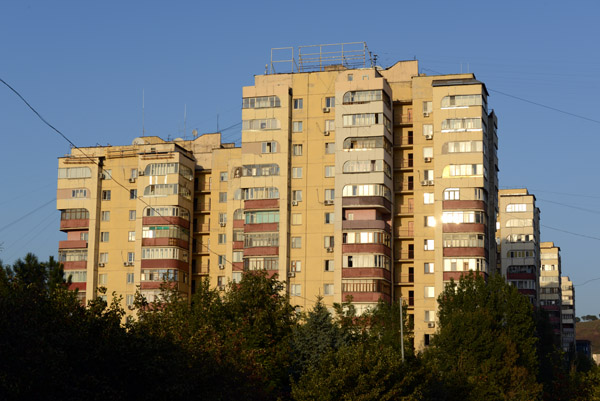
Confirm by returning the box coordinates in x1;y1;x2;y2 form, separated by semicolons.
342;220;391;232
394;159;413;170
195;183;211;193
143;216;190;229
342;268;391;281
142;237;189;249
394;181;414;192
60;219;89;231
394;115;413;125
58;240;87;249
397;273;414;284
395;136;413;147
395;228;414;238
342;196;391;212
396;205;414;215
194;223;210;232
195;204;211;213
244;199;279;210
342;243;391;257
395;250;414;261
244;223;279;233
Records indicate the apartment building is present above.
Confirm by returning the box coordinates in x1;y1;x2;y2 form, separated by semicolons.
561;276;576;352
496;188;541;305
56;43;499;347
540;242;563;340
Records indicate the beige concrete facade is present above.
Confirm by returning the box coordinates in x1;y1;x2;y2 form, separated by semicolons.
57;55;499;348
540;241;563;341
561;275;575;351
496;188;541;305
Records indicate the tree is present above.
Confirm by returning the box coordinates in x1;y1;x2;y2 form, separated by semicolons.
426;272;542;400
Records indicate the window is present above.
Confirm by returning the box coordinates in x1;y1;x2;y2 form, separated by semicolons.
506;219;533;228
343;160;391;177
218;255;227;266
506;203;527;212
424;170;434;181
242;164;280;177
424;193;434;204
244;211;279;224
325;142;335;154
232;251;243;262
293;144;303;156
444;164;484;178
325;119;335;131
220;172;228;182
292;190;303;202
445;140;483;154
347;74;353;81
424;239;434;250
343;254;390;270
219;192;227;203
424;263;434;274
99;274;107;285
244;257;278;271
423;147;433;160
102;190;111;201
324;284;334;296
291;284;301;296
58;167;92;179
443;234;485;248
324;212;334;224
242;96;281;109
444;188;460;200
217;276;225;289
423;124;433;137
242;187;279;200
131;168;138;179
324;236;334;248
343;231;390;247
127;252;135;264
291;237;302;248
101;211;110;221
342;184;391;200
423;101;432;115
242;119;281;130
218;234;226;244
325;189;335;201
130;189;137;200
127;272;134;284
244;233;279;247
291;260;302;272
142;248;189;262
293;98;303;109
144;184;188;199
441;94;484;108
71;189;88;198
232;272;242;283
441;118;483;132
126;294;134;307
444;258;487;272
424;286;435;298
262;141;278;153
325;260;334;272
129;210;136;221
80;232;88;241
343;90;390;108
292;167;303;179
292;121;303;133
144;206;190;220
128;231;135;242
324;166;335;177
325;96;335;108
442;211;486;224
342;113;388;128
99;253;108;263
343;136;392;154
425;310;436;322
425;216;436;227
291;213;302;225
100;232;109;242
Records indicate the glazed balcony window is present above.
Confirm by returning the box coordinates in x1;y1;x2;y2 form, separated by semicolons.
244;257;279;271
506;218;533;228
343;90;391;108
242;187;279;200
58;167;92;179
242;118;280;131
58;249;88;262
343;136;390;153
442;211;486;224
342;279;390;294
244;233;279;248
442;233;485;248
342;184;391;200
441;94;485;109
443;164;485;178
245;211;279;224
242;96;281;109
142;226;189;241
343;254;390;270
343;231;390;247
141;247;188;262
444;140;483;154
144;163;178;176
63;270;87;282
143;206;190;220
61;208;89;220
242;164;280;177
141;269;185;282
343;113;391;132
441;118;483;132
443;258;487;272
343;160;391;178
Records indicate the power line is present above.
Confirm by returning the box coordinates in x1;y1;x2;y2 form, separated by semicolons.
0;198;56;234
540;224;600;241
536;198;600;215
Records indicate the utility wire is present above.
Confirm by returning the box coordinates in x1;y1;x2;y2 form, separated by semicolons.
0;198;56;234
536;198;600;215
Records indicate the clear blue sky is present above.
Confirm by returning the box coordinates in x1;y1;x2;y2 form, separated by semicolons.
1;0;599;316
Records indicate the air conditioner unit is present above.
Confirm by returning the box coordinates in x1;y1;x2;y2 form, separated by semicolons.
98;263;105;267
292;200;298;206
218;264;225;270
323;131;330;136
323;107;330;113
425;134;433;140
128;305;135;310
424;157;432;163
324;200;334;205
123;262;128;266
219;222;226;227
138;170;145;176
326;247;334;253
129;178;136;183
427;322;436;328
427;180;434;185
288;272;296;278
421;180;429;186
423;112;430;117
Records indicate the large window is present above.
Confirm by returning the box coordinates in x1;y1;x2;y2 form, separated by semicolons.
343;90;391;108
343;136;392;154
143;206;190;220
242;96;280;109
141;269;186;283
64;270;87;282
506;203;527;212
441;94;484;109
444;164;484;178
343;160;391;177
506;219;533;228
444;141;483;154
244;233;279;248
144;163;192;180
443;258;487;272
342;279;390;295
58;249;87;262
141;247;188;262
343;113;390;131
245;211;279;224
244;257;279;271
242;164;280;177
61;208;89;220
343;254;390;270
443;234;485;248
142;226;189;241
342;231;390;247
242;187;279;200
144;184;178;197
242;119;280;131
441;118;483;132
58;167;92;179
441;211;486;224
342;184;391;200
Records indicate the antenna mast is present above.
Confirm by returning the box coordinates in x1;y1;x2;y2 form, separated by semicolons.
142;89;145;137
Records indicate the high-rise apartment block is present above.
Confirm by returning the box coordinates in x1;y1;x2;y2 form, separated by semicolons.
496;188;541;305
561;275;576;351
56;43;499;348
540;242;563;340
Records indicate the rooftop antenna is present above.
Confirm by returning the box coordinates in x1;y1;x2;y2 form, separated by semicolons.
142;89;145;137
373;54;378;67
192;129;198;138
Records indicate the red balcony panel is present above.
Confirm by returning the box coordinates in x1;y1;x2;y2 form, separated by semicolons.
58;240;87;249
232;262;244;271
342;196;391;212
342;244;391;257
233;241;244;249
342;292;391;303
140;282;162;290
69;282;86;291
142;216;190;229
443;271;486;282
342;220;391;232
342;268;391;281
507;273;536;280
141;259;189;270
244;199;279;209
243;247;279;256
244;223;279;233
62;261;87;270
519;289;536;296
443;247;486;257
542;305;560;311
442;223;485;233
233;220;245;228
142;238;189;249
60;219;89;231
443;200;486;210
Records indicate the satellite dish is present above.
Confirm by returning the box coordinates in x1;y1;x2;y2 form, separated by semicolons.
192;129;198;138
174;137;183;142
132;137;146;145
